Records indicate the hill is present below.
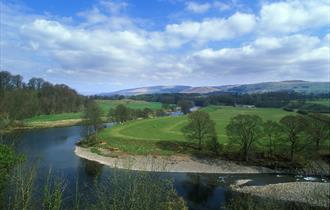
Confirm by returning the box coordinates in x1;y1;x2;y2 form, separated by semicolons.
100;81;329;96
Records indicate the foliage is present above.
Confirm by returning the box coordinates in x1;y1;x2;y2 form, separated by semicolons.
305;113;330;150
226;114;263;161
178;100;194;114
263;120;282;158
183;111;216;150
208;136;221;155
89;171;187;210
4;164;187;210
109;104;131;123
0;71;84;122
0;143;23;199
84;100;103;133
129;91;329;109
43;170;66;210
279;115;307;161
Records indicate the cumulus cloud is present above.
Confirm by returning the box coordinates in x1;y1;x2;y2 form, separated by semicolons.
1;0;329;93
189;34;329;80
258;0;330;34
166;12;256;42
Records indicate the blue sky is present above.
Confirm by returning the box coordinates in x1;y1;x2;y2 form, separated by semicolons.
1;0;329;94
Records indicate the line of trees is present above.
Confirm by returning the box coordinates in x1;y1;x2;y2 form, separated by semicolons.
120;91;329;109
226;113;330;162
108;105;166;123
0;71;85;123
182;110;330;162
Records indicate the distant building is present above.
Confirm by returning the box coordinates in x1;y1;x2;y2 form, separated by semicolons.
190;106;201;112
234;104;256;108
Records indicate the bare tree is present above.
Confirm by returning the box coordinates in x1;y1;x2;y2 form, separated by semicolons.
226;114;263;161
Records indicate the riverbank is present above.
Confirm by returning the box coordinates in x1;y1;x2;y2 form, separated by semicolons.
1;119;84;133
75;146;276;173
231;181;330;208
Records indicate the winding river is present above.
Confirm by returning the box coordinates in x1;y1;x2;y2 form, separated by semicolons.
4;125;327;210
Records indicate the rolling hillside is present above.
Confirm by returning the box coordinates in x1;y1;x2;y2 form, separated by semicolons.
100;81;329;96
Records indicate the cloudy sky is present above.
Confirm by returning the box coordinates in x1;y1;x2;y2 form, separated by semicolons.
1;0;329;94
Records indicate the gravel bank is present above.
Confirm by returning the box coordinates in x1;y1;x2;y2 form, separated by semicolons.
231;181;330;208
75;146;275;174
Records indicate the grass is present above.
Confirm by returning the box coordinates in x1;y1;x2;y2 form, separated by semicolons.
306;99;330;107
98;105;294;155
22;99;162;127
24;112;83;123
96;99;162;115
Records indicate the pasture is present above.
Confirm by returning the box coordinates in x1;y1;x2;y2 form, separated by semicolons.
23;99;162;125
99;106;294;155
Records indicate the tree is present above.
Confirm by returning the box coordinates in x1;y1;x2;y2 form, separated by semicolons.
226;114;263;161
305;113;330;150
113;104;130;123
279;115;307;161
208;135;220;155
155;109;166;117
183;111;216;150
84;100;102;139
263;120;281;158
0;142;23;201
178;100;193;115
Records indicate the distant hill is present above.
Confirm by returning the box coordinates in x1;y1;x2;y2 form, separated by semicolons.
99;81;329;96
100;85;191;96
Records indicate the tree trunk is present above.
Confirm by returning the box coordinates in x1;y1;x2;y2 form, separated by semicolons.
269;135;273;158
244;149;248;161
244;144;249;161
290;142;294;162
316;139;320;151
198;138;202;150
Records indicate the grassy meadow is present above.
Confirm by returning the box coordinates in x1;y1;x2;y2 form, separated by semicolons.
97;99;162;114
306;99;330;107
23;99;162;126
98;106;295;155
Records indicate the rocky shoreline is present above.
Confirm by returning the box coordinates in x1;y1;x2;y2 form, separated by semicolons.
231;180;330;208
75;146;276;174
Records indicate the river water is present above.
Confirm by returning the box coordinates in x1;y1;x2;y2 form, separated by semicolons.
3;125;327;210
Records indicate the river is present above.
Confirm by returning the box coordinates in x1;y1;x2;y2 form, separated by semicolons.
3;125;327;210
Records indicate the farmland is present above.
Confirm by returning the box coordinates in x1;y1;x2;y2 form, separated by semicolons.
98;106;294;155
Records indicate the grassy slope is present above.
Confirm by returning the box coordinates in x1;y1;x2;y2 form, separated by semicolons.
99;106;293;155
23;100;161;127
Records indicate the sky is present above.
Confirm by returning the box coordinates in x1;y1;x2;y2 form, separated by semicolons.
0;0;329;94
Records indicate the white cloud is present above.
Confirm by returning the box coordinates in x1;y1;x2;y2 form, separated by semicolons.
186;2;211;13
1;0;329;92
166;12;256;42
185;1;234;13
189;34;329;80
258;0;330;34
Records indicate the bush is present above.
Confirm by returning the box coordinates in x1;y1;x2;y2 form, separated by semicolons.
296;109;308;115
283;107;294;112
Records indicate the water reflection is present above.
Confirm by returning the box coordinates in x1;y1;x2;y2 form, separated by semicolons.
83;159;103;178
177;174;226;210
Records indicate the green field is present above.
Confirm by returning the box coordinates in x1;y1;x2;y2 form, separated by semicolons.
98;106;293;155
24;112;83;123
306;99;330;107
23;99;162;125
96;99;162;114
